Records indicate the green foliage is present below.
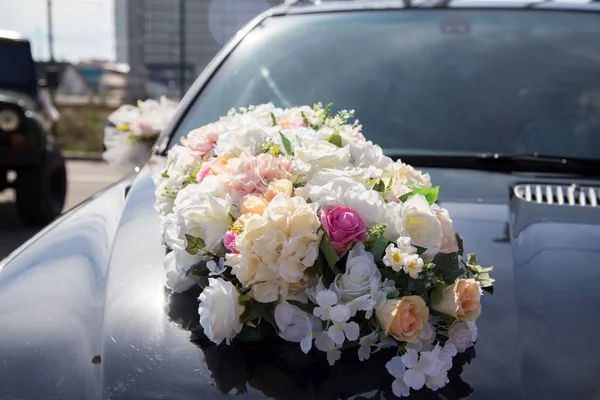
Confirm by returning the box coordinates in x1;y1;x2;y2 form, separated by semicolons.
325;131;343;147
261;140;281;155
270;112;277;127
466;253;495;293
301;111;311;127
399;186;440;205
319;229;340;272
371;179;386;193
57;103;117;153
456;233;464;256
279;132;293;155
432;252;463;285
184;234;205;255
364;223;388;257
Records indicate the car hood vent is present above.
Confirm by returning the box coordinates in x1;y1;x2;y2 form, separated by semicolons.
514;184;600;207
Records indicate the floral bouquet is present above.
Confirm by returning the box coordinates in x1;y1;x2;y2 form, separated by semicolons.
103;96;177;168
153;103;494;398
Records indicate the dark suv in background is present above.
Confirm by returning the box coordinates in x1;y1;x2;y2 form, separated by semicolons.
0;30;66;225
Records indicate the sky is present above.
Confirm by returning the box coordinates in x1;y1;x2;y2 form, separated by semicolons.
0;0;115;62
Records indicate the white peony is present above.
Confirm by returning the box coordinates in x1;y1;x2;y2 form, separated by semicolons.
214;125;271;156
275;301;323;353
173;184;232;253
198;278;245;345
349;140;393;170
294;139;352;170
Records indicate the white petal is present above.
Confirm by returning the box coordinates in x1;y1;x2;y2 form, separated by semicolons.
403;369;426;390
401;349;419;369
358;344;371;362
315;332;335;352
316;289;338;307
328;325;346;345
329;304;351;323
385;356;406;379
344;321;360;341
392;378;411;398
418;351;443;377
300;334;312;354
326;349;342;366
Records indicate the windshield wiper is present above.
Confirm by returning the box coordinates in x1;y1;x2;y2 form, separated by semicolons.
388;152;600;176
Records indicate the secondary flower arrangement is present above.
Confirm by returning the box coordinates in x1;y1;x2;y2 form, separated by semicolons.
154;103;494;398
103;96;177;168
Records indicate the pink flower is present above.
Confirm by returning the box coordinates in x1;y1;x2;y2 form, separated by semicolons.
279;119;307;129
196;164;212;183
227;153;296;201
129;121;158;138
184;123;221;156
320;206;366;255
224;231;240;253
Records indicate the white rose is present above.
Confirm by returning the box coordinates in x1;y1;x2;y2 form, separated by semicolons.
198;278;245;345
400;194;443;260
173;185;232;253
386;161;432;188
275;301;323;353
163;247;200;293
447;321;478;352
432;204;459;254
334;243;381;302
294;139;352;170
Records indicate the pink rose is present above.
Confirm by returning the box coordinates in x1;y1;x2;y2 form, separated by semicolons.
320;206;366;255
224;231;240;253
184;123;221;156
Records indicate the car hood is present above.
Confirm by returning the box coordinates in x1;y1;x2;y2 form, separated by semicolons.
1;163;600;399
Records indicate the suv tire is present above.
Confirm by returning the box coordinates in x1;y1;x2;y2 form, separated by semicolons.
15;149;67;226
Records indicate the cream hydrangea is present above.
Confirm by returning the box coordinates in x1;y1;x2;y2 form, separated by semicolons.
226;193;323;302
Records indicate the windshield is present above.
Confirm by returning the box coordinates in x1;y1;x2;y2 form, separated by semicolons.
171;9;600;160
0;39;37;95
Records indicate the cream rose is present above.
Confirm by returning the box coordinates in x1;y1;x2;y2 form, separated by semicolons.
265;178;294;201
432;278;482;321
294;139;352;170
198;278;245;345
376;296;429;343
401;194;443;260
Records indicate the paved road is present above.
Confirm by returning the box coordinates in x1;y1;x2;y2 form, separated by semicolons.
0;160;127;259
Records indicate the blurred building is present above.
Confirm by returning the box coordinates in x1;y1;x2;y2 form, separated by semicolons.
115;0;282;101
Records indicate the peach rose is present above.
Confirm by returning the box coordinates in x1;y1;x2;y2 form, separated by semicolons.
376;296;429;343
240;195;269;216
432;278;482;321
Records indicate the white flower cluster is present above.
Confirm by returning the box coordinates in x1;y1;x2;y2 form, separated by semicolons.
153;103;492;398
103;96;177;168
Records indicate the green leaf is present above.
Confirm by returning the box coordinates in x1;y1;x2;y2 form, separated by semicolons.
414;245;427;256
482;285;494;295
319;230;340;271
288;300;316;315
429;281;446;306
161;170;169;178
399;186;440;205
184;234;205;255
432;252;463;285
325;131;343;147
372;179;385;193
301;111;311;127
270;112;277;127
456;233;464;257
370;236;390;264
236;323;271;342
467;253;477;266
279;132;293;155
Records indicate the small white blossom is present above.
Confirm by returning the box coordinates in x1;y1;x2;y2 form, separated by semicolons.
386;356;411;398
315;333;342;366
401;348;444;391
447;321;478;352
206;258;225;276
313;290;339;321
357;331;379;361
